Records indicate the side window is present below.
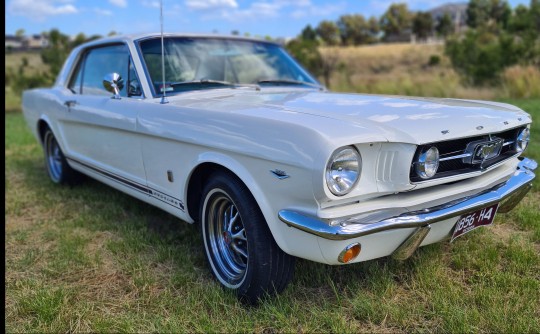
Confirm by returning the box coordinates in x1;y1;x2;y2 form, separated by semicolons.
81;44;130;97
128;59;142;97
68;58;84;94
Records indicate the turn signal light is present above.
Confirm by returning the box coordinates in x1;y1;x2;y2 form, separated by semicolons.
338;243;361;263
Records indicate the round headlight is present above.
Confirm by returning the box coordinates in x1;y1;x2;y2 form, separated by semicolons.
326;147;361;196
515;127;530;153
415;147;439;179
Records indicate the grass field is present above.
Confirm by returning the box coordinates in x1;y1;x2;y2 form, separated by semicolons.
5;99;540;332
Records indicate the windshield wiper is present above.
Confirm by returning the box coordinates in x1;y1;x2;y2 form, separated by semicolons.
168;79;260;91
257;79;323;90
170;79;237;87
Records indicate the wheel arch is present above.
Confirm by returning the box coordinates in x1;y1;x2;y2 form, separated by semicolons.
185;153;273;228
37;116;54;145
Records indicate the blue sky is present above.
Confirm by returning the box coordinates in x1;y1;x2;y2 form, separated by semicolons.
5;0;532;38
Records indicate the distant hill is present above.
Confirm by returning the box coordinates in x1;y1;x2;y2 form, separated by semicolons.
429;2;468;27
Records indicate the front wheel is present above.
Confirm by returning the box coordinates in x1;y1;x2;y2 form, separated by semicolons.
200;171;295;304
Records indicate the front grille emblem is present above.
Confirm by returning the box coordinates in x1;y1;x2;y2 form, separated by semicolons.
463;137;504;165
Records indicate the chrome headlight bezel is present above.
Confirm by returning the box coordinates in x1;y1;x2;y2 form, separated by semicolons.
325;146;362;196
515;127;530;153
415;146;440;179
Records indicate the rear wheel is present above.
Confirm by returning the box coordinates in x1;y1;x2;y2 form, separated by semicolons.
43;129;83;185
200;171;295;304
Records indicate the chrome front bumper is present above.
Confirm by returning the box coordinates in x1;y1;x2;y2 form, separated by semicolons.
279;157;537;241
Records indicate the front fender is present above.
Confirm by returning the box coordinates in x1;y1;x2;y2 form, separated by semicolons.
186;151;322;258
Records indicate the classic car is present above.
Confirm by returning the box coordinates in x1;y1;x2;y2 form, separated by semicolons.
22;33;537;303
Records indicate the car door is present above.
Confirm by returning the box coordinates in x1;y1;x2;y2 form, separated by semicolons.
59;43;148;187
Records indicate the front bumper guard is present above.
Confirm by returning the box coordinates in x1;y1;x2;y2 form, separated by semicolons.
279;157;537;241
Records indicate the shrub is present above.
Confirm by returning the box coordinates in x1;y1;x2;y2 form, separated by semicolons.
428;55;441;66
285;38;323;77
12;73;52;95
445;29;513;85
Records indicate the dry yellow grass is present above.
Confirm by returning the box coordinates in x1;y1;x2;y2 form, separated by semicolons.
501;65;540;99
5;51;47;76
320;43;537;100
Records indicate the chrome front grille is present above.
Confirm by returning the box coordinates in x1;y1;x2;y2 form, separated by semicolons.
410;127;524;183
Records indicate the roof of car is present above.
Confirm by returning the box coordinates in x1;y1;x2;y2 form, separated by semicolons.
78;32;280;49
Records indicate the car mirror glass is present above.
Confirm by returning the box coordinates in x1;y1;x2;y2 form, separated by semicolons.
103;73;124;99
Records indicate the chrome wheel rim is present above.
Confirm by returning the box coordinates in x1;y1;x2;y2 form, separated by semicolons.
205;191;248;287
45;133;63;182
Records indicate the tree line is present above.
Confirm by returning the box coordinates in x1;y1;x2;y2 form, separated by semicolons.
286;0;540;87
298;2;454;48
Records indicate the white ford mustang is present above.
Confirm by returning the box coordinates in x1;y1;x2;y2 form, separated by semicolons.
22;33;537;303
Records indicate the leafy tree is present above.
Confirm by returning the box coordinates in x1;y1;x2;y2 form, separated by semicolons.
436;13;454;37
337;14;379;45
285;38;322;77
380;3;413;39
316;20;340;46
413;11;434;39
507;1;540;66
367;16;381;38
532;0;540;31
41;29;71;77
300;25;317;41
511;0;540;32
15;29;25;38
445;29;519;84
107;30;118;37
466;0;511;29
447;0;540;84
71;33;87;48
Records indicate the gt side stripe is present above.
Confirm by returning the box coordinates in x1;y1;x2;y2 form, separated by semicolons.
66;157;185;211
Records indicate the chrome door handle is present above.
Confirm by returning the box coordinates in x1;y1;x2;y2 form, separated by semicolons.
64;100;77;108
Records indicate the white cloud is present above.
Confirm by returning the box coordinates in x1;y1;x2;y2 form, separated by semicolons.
199;0;317;22
8;0;77;21
275;0;311;6
185;0;238;10
94;8;113;16
109;0;128;8
141;0;160;8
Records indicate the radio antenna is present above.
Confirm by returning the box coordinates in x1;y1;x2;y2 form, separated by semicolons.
160;0;168;104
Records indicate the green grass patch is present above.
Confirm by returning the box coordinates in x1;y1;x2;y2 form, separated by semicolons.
5;100;540;332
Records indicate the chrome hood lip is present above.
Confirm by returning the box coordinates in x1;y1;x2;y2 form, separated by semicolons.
164;89;532;144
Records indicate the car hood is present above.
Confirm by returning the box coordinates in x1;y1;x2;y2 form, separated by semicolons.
166;89;531;144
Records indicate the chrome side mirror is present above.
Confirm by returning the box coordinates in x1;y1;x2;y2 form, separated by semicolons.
103;73;124;99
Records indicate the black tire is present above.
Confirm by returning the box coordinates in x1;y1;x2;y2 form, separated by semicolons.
43;129;83;185
200;170;295;304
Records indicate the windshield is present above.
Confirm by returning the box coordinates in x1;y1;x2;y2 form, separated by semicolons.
138;37;319;96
